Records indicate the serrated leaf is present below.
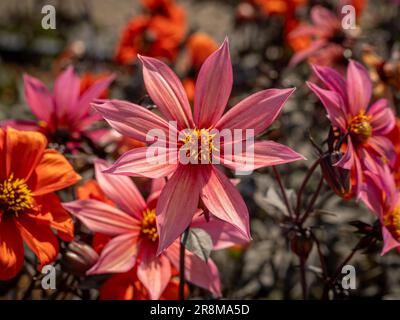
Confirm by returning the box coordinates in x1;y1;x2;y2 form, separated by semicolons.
183;228;213;262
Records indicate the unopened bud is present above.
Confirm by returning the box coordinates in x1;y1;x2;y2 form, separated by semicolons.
290;229;314;260
61;241;99;276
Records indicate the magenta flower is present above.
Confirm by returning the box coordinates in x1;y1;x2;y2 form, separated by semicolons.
361;166;400;255
63;160;248;299
2;67;114;148
307;60;396;196
93;38;304;253
289;5;346;67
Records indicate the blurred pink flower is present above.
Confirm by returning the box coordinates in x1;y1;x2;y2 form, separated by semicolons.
2;67;114;148
93;38;304;254
289;5;345;67
307;61;396;196
63;160;248;299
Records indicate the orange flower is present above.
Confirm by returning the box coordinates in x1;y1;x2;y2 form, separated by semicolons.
186;33;219;70
254;0;306;16
99;267;188;300
183;33;218;101
0;128;81;280
115;1;186;65
80;73;112;99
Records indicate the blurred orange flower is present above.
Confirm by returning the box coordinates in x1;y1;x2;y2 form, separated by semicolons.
186;33;219;70
254;0;307;15
80;72;112;99
115;0;186;65
0;128;80;280
183;33;218;101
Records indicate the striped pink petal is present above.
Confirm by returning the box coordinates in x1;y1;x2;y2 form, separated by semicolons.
94;159;146;218
139;55;194;129
156;165;203;254
88;233;139;275
194;38;232;128
23;74;54;122
200;166;251;240
63;199;140;236
103;147;178;178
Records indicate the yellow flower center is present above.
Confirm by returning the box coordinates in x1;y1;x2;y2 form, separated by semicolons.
349;111;372;144
141;208;158;242
383;206;400;241
0;174;33;214
180;128;218;164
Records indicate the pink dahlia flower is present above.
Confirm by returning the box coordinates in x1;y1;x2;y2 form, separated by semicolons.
307;60;395;196
63;160;248;299
2;67;114;148
93;38;304;253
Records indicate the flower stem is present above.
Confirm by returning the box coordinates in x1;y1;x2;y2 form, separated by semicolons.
299;255;307;299
272;166;294;218
300;176;324;225
179;227;190;300
295;158;321;218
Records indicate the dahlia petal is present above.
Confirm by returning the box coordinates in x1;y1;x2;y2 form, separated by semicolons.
381;226;400;255
156;165;203;254
367;136;396;166
347;60;372;115
36;193;74;241
166;241;221;296
74;75;115;121
1;119;40;132
88;233;139;275
15;214;58;269
311;5;340;30
221;140;305;172
215;88;295;139
104;147;178;179
368;99;396;135
63;199;140;236
137;248;171;300
194;38;232;128
200;166;251;240
289;40;328;67
307;81;347;130
29;149;81;196
93;100;176;144
95;160;146;218
23;74;54;122
334;137;355;170
54;66;80;118
191;214;249;250
0;218;24;280
139;55;194;129
311;64;348;109
5;127;47;181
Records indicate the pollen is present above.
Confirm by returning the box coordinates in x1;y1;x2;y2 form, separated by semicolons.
349;111;372;144
180;128;219;164
383;206;400;241
141;208;158;242
0;174;33;213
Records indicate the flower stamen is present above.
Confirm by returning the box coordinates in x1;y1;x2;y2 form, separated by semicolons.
0;173;33;214
141;208;158;242
349;111;372;144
